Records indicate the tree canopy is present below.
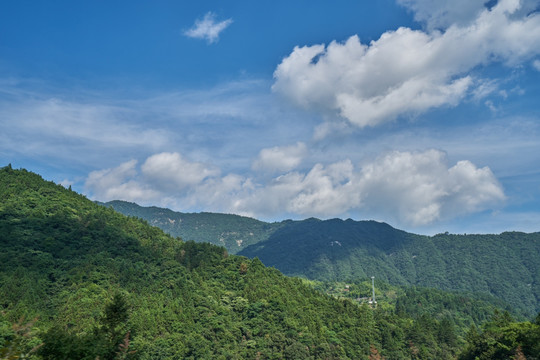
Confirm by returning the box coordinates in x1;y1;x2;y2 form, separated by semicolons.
1;166;539;359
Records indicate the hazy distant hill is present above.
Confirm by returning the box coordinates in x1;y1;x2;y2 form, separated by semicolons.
238;218;540;318
101;200;282;254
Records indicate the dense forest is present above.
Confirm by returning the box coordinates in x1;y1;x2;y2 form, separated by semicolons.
104;201;540;319
238;218;540;318
1;166;539;359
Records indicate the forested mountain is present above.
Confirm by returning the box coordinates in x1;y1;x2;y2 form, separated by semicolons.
0;166;486;359
3;166;539;359
101;200;282;254
105;200;540;319
238;218;540;318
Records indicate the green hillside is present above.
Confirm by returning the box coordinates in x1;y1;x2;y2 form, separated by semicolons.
308;279;518;332
2;166;494;359
104;200;540;319
101;200;282;254
238;218;540;318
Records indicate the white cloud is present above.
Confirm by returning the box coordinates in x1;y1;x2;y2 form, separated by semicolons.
233;160;358;218
252;142;308;173
357;150;505;226
472;79;501;100
185;174;254;212
85;160;160;202
534;59;540;70
484;99;498;112
85;150;505;227
85;153;220;203
141;152;219;191
397;0;488;30
398;0;540;30
58;179;74;188
287;160;358;216
183;12;233;44
0;79;302;172
273;0;540;131
227;150;505;225
446;159;507;213
0;96;170;164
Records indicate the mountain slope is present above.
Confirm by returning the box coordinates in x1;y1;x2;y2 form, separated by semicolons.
101;200;282;254
238;218;540;318
239;218;418;281
2;166;466;359
104;199;540;318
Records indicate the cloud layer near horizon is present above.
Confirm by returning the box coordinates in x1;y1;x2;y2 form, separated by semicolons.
85;149;505;226
273;0;540;129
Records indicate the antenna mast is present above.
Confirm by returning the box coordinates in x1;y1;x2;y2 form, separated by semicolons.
371;276;377;308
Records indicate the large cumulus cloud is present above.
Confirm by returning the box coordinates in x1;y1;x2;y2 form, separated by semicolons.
356;150;505;225
272;0;540;130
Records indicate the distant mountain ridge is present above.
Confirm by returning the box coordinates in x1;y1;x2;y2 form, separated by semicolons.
239;218;540;318
101;200;283;254
104;200;540;318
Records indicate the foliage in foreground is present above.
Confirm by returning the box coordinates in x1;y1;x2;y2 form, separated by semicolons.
459;311;540;360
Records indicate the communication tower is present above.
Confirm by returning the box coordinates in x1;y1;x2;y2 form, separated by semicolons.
369;276;377;308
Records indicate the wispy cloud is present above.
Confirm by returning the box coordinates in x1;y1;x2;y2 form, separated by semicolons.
398;0;540;30
183;12;233;44
0;78;314;183
397;0;488;30
0;95;171;166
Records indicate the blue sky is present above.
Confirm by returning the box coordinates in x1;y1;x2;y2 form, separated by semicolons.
2;0;540;235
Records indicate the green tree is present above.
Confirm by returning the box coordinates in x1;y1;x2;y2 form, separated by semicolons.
39;294;134;360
